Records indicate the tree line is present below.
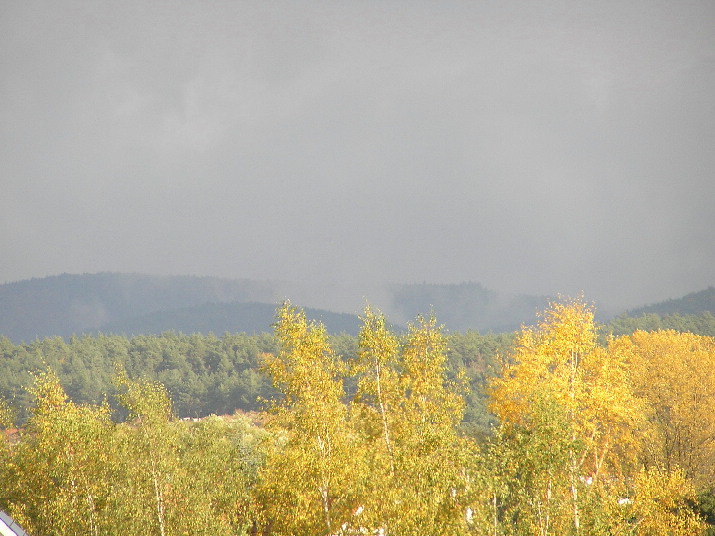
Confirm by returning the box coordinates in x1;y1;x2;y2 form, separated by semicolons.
2;301;715;534
1;310;711;427
0;328;512;434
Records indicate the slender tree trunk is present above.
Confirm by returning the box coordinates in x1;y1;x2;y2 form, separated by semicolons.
86;492;99;536
143;424;166;536
569;452;580;535
375;361;395;474
569;350;580;535
492;490;498;536
317;431;333;532
151;459;166;536
545;476;552;536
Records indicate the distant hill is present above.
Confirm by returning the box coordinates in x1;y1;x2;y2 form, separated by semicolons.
3;273;713;342
0;273;280;342
1;273;553;341
388;282;553;333
93;301;363;337
605;311;715;338
602;287;715;338
626;287;715;317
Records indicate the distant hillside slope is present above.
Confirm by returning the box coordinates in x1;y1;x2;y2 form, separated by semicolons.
0;273;279;342
601;287;715;338
388;282;553;333
605;311;715;338
94;301;363;337
4;273;712;341
626;287;715;317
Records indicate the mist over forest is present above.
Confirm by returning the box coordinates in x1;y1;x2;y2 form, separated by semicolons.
2;273;714;343
2;1;714;533
2;1;714;313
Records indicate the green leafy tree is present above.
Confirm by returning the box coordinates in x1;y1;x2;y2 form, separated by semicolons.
112;371;259;535
112;372;178;536
1;371;115;536
481;399;574;536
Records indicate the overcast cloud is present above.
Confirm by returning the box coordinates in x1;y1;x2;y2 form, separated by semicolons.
2;0;714;313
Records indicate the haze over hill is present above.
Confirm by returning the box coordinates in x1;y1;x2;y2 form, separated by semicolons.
93;301;364;338
2;2;714;317
626;287;715;317
0;273;359;342
0;273;527;341
1;273;713;343
0;273;276;342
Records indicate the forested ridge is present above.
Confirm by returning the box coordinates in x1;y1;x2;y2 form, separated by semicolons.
1;307;714;425
2;300;715;535
625;286;715;317
0;328;510;433
0;273;367;343
0;274;569;342
3;273;715;343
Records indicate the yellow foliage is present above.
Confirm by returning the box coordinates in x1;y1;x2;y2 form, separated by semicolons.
621;330;715;488
489;299;644;481
257;302;358;536
629;467;704;535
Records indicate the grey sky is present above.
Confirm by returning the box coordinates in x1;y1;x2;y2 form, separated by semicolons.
2;0;714;313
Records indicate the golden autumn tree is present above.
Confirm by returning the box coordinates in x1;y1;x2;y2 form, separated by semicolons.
0;370;263;536
257;304;472;536
489;299;645;535
1;371;115;536
620;330;715;489
350;308;471;535
256;302;360;536
352;307;401;478
624;467;703;536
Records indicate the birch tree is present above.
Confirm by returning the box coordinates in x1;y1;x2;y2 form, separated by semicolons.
351;309;471;536
489;299;645;534
1;371;114;536
256;302;359;536
622;330;715;488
